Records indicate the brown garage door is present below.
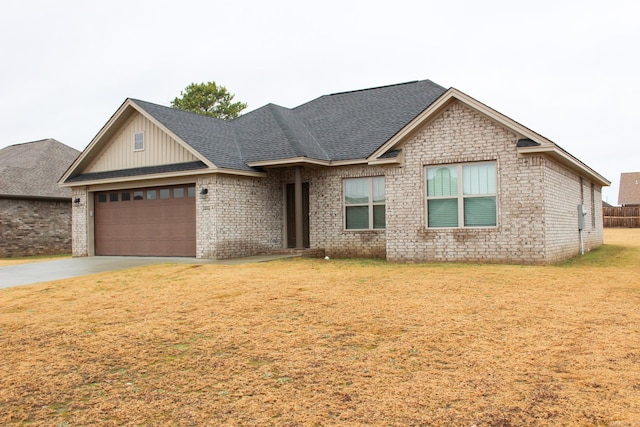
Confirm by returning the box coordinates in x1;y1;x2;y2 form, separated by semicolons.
95;185;196;257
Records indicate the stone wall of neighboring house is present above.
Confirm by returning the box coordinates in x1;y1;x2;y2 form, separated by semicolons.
196;173;283;259
384;100;549;264
0;197;72;257
543;159;604;262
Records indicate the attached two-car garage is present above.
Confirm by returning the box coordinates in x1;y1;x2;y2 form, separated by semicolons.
94;185;196;257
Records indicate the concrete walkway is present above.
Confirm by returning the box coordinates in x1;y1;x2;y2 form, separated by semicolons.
0;254;298;289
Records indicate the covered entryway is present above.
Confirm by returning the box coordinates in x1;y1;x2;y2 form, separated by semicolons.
94;185;196;256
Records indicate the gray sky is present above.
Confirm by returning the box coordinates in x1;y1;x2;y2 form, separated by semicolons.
1;0;638;203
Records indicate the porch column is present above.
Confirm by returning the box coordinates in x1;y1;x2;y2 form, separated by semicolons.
295;166;304;249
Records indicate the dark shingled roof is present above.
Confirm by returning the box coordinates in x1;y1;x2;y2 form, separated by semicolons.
292;80;447;161
130;100;247;171
0;139;79;198
129;80;447;171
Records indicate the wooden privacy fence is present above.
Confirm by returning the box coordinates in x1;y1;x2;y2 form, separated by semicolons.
603;206;640;227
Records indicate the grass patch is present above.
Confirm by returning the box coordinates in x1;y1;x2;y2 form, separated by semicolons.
0;253;71;267
557;243;630;267
0;229;639;425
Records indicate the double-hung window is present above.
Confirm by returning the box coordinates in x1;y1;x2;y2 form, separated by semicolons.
426;162;497;228
344;177;385;230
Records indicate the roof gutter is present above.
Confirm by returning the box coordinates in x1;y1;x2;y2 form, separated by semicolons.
0;193;71;201
59;167;266;187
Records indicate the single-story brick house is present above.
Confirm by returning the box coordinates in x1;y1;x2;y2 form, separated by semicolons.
59;80;609;263
1;139;80;257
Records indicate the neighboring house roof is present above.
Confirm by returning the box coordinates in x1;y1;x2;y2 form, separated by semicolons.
60;80;610;187
618;172;640;205
1;139;79;199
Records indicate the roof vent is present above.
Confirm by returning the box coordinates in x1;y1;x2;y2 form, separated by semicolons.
516;138;541;147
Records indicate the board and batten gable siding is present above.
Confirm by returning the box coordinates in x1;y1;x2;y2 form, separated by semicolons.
384;100;548;263
85;112;198;173
543;158;604;261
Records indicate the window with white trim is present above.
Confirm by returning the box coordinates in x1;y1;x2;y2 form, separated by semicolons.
344;177;385;230
426;162;497;228
134;132;144;151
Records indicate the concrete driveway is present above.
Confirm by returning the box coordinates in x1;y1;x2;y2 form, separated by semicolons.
0;255;297;289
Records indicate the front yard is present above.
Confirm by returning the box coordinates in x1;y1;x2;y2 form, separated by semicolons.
1;229;639;426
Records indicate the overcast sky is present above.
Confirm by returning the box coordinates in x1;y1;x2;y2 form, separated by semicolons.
1;0;638;203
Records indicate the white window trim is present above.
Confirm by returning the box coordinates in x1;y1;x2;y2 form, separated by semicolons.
425;161;498;228
344;176;385;231
134;132;144;152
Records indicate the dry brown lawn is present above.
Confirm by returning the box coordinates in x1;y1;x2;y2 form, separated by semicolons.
1;229;639;426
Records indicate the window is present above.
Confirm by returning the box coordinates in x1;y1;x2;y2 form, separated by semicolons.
344;177;385;230
173;188;184;198
146;190;156;200
134;132;144;151
121;191;131;201
426;162;497;228
187;186;196;198
133;191;144;200
159;189;171;199
109;192;119;202
97;194;107;203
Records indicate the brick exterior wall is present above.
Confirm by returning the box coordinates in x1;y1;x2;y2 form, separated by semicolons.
0;197;72;257
378;101;604;264
385;101;549;263
543;159;604;262
282;166;387;259
71;187;89;257
196;173;283;259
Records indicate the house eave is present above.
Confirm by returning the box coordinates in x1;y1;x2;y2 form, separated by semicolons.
60;167;266;188
246;156;397;169
246;157;332;168
0;193;71;201
517;146;610;186
367;150;404;166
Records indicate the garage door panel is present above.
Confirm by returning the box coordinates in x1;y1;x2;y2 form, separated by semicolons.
95;185;196;257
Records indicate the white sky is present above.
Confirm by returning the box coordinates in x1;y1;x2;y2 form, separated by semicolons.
1;0;638;203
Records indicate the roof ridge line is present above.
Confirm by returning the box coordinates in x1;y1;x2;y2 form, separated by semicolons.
328;80;421;96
